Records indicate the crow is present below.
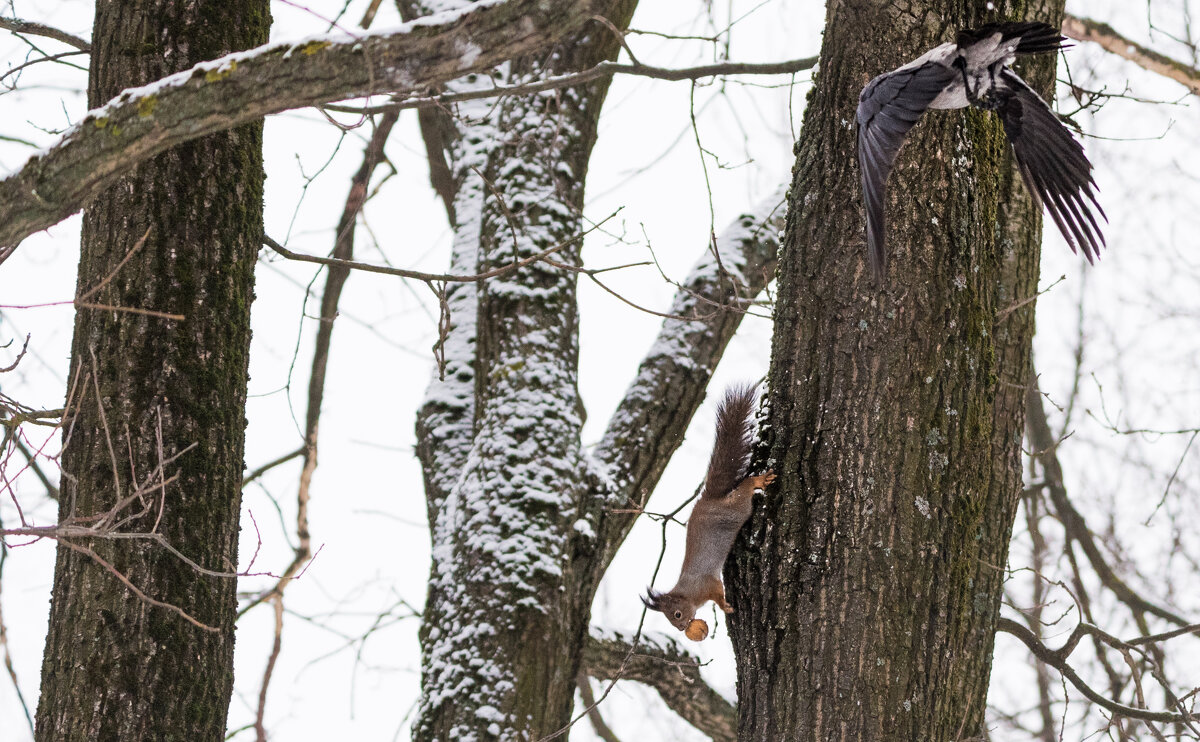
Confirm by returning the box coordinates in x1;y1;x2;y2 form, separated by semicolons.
856;21;1105;281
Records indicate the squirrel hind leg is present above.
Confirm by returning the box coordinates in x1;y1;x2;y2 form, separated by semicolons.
752;471;776;490
705;576;734;614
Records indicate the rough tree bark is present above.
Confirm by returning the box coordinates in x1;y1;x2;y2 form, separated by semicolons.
405;0;794;738
33;1;268;740
409;2;639;739
728;0;1061;739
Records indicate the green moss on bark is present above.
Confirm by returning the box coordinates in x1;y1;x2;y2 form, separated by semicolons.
727;2;1062;740
33;2;269;741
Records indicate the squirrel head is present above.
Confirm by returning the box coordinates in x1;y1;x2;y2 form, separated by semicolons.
641;588;699;632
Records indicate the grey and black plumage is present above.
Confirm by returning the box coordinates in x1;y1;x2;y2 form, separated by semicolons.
856;21;1106;280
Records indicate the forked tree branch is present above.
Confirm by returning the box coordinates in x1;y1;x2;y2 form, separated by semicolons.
997;617;1196;725
1025;369;1192;627
0;0;617;251
583;631;736;742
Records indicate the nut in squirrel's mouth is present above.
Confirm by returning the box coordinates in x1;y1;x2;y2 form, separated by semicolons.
685;618;709;641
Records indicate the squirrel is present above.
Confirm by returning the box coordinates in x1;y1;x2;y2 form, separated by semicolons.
641;384;775;641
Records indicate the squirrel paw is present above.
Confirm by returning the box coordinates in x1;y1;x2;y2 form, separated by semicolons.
753;471;776;490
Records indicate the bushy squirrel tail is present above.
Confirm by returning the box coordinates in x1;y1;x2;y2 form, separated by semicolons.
701;384;758;500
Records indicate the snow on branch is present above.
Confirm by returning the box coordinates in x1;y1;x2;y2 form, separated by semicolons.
589;187;786;571
0;0;615;251
582;629;736;742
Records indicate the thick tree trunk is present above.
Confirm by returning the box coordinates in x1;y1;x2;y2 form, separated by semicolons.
34;2;268;740
410;4;637;740
728;1;1060;739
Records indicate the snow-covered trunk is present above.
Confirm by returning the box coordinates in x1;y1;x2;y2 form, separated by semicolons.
410;4;637;740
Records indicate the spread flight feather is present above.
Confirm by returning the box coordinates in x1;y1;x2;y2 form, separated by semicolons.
856;21;1106;281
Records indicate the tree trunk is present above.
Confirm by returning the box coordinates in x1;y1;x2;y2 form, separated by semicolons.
728;1;1060;739
34;2;268;740
410;4;638;740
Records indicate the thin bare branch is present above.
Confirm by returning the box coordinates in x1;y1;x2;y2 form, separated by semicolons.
242;446;306;488
998;617;1194;724
321;56;820;116
0;49;88;84
576;673;622;742
1026;369;1193;627
264;208;620;283
56;539;218;632
0;16;90;51
254;596;285;742
1065;14;1200;96
0;334;30;373
76;227;152;303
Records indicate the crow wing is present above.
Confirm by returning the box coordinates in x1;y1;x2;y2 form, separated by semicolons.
856;60;958;280
996;69;1106;262
957;22;1067;56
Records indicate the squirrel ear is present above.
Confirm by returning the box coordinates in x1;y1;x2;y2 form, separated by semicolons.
641;588;663;611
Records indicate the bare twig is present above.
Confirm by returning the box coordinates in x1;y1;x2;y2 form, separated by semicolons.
0;334;30;373
254;596;285;742
996;274;1065;320
542;257;715;322
1064;14;1200;96
0;16;90;51
321;56;820;116
997;617;1193;724
1026;370;1193;627
73;301;185;321
56;539;218;632
576;673;622;742
242;446;306;488
264;208;620;283
0;297;185;321
0;49;88;84
76;227;152;304
1127;622;1200;647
